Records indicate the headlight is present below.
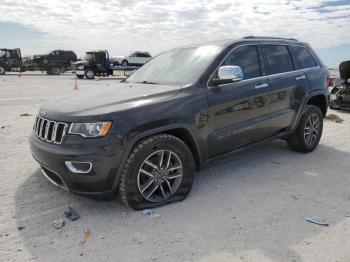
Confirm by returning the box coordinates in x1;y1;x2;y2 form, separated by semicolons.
77;65;84;70
68;122;112;138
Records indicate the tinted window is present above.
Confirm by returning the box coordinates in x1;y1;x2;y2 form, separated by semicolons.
261;45;293;75
221;45;261;79
290;46;317;69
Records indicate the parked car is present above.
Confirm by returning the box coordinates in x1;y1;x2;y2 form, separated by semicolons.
112;51;152;66
329;60;350;110
30;36;328;209
30;50;77;75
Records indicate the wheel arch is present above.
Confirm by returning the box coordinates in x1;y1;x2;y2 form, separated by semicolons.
306;93;328;117
112;125;202;189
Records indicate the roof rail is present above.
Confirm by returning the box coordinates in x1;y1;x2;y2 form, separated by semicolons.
243;36;298;41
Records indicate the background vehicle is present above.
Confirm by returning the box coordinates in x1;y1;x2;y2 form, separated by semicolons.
30;37;328;209
329;60;350;110
112;51;152;66
73;50;138;79
0;48;77;75
328;68;342;90
0;48;23;74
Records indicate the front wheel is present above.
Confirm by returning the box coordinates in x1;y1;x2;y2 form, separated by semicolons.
85;69;95;79
118;134;195;210
287;105;323;153
121;60;128;66
0;65;6;75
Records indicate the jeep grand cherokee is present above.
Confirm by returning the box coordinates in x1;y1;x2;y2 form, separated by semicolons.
30;36;328;209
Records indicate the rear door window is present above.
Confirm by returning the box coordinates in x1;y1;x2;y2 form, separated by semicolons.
261;45;293;75
289;46;318;69
221;45;261;80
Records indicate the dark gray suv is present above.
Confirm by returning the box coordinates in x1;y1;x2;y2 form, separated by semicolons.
30;36;328;209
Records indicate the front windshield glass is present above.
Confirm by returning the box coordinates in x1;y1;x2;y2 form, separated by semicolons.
85;53;94;61
126;45;222;85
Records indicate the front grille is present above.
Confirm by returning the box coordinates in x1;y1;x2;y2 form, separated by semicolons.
33;116;68;144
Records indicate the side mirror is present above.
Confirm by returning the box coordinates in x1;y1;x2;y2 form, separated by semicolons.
218;65;243;81
210;65;244;86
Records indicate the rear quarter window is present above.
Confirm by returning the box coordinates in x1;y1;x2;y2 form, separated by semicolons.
290;46;318;69
261;45;294;75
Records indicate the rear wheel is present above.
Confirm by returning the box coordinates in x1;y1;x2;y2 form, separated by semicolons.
85;69;95;79
287;105;323;153
51;66;61;75
0;65;6;75
118;134;195;210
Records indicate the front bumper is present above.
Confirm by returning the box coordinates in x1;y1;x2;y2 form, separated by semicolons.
76;70;84;75
30;132;124;197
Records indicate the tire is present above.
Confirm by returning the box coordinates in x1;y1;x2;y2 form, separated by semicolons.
0;65;6;75
85;69;95;79
51;66;61;75
118;134;195;210
76;75;84;79
121;60;128;66
287;105;323;153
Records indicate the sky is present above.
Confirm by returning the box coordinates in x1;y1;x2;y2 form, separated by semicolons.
0;0;349;67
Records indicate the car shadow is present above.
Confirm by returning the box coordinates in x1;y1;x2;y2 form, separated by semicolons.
14;141;350;261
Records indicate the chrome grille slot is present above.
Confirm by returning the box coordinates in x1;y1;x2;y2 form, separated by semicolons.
33;116;68;144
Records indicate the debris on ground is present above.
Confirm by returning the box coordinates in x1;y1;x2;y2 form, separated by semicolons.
79;229;90;246
143;208;160;219
305;216;329;226
19;113;32;117
151;213;161;219
121;211;127;218
325;114;344;123
143;209;153;215
52;219;65;229
291;195;300;200
17;226;25;231
64;206;80;221
1;125;10;129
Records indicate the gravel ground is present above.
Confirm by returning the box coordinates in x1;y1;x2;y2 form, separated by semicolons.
1;73;350;262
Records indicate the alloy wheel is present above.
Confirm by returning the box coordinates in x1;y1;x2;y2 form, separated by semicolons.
137;149;183;203
304;113;320;145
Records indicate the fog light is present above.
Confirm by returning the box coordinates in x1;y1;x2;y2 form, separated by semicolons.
65;161;92;174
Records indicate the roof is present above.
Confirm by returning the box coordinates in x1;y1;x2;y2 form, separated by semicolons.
177;36;302;49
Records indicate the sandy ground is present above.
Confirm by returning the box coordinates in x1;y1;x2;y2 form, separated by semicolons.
0;72;350;262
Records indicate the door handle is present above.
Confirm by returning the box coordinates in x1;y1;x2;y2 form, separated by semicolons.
296;75;306;80
255;83;269;89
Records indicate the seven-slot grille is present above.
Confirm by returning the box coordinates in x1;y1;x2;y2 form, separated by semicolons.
33;116;68;144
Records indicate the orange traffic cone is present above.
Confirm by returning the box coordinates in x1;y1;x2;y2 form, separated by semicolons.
74;79;78;90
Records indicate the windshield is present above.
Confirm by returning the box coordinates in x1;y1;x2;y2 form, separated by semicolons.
126;45;222;85
85;53;94;61
0;50;6;58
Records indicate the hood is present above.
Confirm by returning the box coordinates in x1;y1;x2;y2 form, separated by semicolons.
40;82;183;121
